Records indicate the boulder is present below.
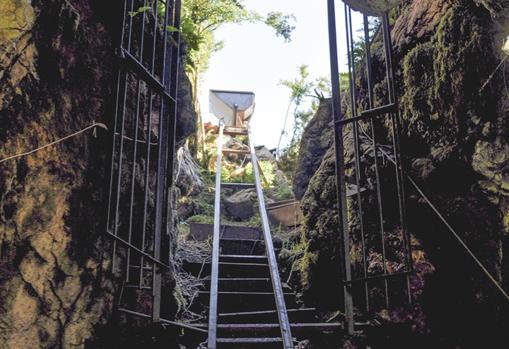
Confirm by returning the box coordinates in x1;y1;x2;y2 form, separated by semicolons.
223;189;257;220
255;146;275;160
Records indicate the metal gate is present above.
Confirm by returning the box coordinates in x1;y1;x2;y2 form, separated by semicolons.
105;0;181;322
327;1;413;334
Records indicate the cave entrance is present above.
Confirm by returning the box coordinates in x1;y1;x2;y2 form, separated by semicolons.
327;0;413;334
104;0;182;323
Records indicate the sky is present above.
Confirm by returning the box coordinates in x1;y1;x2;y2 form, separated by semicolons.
199;0;364;149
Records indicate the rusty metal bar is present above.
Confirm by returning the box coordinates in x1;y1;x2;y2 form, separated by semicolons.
110;0;136;275
381;13;413;304
106;230;171;269
138;0;161;289
118;307;208;333
327;0;354;334
120;48;176;103
207;122;224;349
126;0;148;283
247;125;294;348
151;0;173;322
336;103;396;126
344;4;370;312
363;14;390;309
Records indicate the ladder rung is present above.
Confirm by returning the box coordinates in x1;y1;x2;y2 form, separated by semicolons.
222;148;250;154
221;182;256;189
216;337;295;344
224;126;248;136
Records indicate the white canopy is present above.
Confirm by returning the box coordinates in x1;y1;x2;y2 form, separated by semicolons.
209;90;256;127
343;0;404;15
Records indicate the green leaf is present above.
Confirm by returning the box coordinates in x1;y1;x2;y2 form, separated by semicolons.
129;5;152;17
166;25;179;33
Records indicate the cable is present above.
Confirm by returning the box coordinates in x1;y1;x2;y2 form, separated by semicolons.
357;123;509;302
0;122;108;164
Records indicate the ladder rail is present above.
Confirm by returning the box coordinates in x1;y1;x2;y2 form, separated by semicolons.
247;124;294;348
207;122;225;349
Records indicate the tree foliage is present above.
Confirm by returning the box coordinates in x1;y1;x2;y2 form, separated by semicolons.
180;0;295;76
277;65;330;158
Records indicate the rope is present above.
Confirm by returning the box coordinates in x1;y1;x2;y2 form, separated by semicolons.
0;122;108;164
357;125;509;302
479;55;508;94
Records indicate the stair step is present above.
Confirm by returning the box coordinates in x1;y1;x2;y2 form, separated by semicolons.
194;291;297;312
221;182;256;190
196;322;343;337
183;261;270;278
189;223;263;241
218;322;343;337
223;126;248;136
223;148;250;155
220;254;267;263
220;238;282;255
216;337;294;349
219;308;318;324
220;238;266;255
203;278;273;292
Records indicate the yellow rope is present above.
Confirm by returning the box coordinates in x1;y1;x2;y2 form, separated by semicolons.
0;122;108;164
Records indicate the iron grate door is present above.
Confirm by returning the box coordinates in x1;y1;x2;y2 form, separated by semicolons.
106;0;181;322
327;0;413;334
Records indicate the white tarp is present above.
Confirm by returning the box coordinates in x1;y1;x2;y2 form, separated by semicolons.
343;0;404;15
209;90;256;127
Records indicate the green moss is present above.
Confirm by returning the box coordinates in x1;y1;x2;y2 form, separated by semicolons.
0;0;34;42
186;214;214;224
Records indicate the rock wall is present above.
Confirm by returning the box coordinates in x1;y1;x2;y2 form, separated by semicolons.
0;1;116;347
296;0;509;346
0;1;197;347
292;99;333;200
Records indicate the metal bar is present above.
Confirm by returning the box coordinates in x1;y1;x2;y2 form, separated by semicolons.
120;48;176;103
106;230;171;269
345;4;369;312
163;0;181;266
344;271;411;285
126;0;148;282
111;0;137;274
361;103;397;118
118;308;208;333
151;0;175;322
221;183;256;190
335;103;396;126
207;122;224;349
106;0;129;239
139;0;161;289
327;0;354;334
363;14;390;309
382;13;413;304
247;125;294;348
125;77;142;283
